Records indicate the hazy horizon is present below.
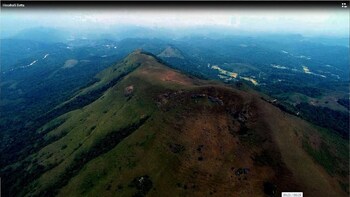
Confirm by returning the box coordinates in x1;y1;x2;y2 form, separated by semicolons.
1;8;349;39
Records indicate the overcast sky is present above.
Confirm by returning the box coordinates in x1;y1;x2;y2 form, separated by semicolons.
1;8;349;37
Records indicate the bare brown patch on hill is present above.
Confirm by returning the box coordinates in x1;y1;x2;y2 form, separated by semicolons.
136;64;194;87
150;86;304;196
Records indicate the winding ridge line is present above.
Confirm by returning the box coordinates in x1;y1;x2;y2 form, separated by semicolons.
1;62;141;168
1;63;142;196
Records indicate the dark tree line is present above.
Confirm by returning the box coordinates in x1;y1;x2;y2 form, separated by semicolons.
296;102;349;138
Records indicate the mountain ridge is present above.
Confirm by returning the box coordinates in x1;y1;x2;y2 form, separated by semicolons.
2;50;347;197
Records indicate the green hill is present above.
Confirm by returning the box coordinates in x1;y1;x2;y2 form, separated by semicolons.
2;50;348;197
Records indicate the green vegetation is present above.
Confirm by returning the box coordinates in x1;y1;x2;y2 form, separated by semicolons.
40;116;150;196
301;123;349;194
337;98;350;110
41;58;142;128
302;139;337;174
267;84;323;98
297;102;349;137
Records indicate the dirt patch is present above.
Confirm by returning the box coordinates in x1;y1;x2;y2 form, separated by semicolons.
159;70;193;86
137;64;194;86
63;59;78;68
124;85;134;97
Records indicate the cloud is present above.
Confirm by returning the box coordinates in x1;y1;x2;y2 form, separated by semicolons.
1;8;349;37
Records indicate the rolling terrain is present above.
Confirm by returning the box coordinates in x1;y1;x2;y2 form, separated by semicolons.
1;50;348;197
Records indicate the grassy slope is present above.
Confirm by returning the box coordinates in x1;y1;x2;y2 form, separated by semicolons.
276;91;348;112
258;100;348;197
9;51;347;197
